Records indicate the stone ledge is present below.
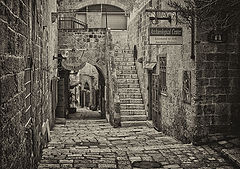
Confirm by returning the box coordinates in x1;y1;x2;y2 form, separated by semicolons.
221;148;240;168
55;118;66;125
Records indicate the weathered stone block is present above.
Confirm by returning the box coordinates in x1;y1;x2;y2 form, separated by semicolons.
12;0;20;16
202;104;215;115
197;61;213;70
206;87;228;95
0;74;18;104
196;43;217;53
16;34;27;57
1;92;24;124
203;70;215;78
0;56;25;76
229;69;240;77
215;95;227;103
213;62;228;69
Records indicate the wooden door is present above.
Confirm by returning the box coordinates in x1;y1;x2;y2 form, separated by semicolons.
152;74;162;131
56;78;66;117
148;70;153;120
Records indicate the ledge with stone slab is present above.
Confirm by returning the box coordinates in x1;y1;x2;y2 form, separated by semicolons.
207;135;240;168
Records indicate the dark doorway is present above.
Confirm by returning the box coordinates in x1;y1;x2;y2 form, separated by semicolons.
84;82;90;108
56;68;70;118
148;70;153;120
152;74;162;131
95;66;106;118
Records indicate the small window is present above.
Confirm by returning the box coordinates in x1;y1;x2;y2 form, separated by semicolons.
159;55;167;93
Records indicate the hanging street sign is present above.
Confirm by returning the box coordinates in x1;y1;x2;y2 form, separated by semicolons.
60;49;87;71
149;27;183;45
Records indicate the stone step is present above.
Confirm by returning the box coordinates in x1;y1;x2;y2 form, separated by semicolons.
120;104;145;110
118;88;140;93
115;62;135;66
117;79;139;84
115;56;133;60
118;84;140;88
115;57;134;62
121;110;146;115
121;121;147;127
116;65;136;70
120;99;143;104
117;70;137;74
55;118;66;124
121;115;147;121
119;93;142;99
117;74;138;79
114;49;133;54
114;49;147;127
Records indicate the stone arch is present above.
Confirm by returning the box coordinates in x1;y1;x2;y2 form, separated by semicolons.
60;48;107;82
80;50;107;83
73;0;127;11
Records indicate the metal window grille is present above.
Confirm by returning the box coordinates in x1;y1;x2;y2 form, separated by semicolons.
159;56;167;93
24;57;32;125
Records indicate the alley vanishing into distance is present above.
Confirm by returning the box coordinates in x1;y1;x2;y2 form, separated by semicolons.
38;111;236;169
1;0;240;168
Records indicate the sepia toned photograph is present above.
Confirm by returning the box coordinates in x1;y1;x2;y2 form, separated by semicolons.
0;0;239;168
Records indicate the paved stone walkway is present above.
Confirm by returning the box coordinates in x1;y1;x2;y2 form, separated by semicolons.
68;107;101;120
38;119;237;169
208;135;240;168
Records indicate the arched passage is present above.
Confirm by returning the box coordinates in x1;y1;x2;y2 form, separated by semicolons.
74;63;106;119
95;65;106;118
82;82;90;108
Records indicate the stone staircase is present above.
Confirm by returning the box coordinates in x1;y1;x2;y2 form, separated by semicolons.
115;50;147;127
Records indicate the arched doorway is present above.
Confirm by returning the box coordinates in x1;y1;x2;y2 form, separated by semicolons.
95;66;106;118
72;63;106;119
84;82;90;108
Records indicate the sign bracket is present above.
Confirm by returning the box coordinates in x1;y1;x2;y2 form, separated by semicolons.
145;9;179;25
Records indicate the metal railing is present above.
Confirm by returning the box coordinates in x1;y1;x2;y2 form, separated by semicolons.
58;17;87;29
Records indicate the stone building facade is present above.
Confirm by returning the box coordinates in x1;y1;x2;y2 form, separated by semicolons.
1;0;58;168
1;0;239;168
195;21;240;142
127;0;240;143
128;0;196;143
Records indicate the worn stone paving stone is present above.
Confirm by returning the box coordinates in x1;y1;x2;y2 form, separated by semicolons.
38;119;237;169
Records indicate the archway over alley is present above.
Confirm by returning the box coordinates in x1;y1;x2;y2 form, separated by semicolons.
67;63;106;120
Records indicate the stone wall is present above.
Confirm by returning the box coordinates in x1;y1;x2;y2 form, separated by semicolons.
128;0;240;143
194;26;240;143
0;0;58;168
57;0;132;11
128;0;197;143
58;28;107;78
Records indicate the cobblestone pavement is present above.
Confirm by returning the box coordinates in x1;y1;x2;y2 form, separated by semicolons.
38;119;237;169
68;107;101;120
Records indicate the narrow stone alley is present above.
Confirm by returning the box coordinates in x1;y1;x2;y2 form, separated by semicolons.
1;0;240;168
38;115;236;169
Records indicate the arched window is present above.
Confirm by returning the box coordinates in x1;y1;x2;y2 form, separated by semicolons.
76;4;127;30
